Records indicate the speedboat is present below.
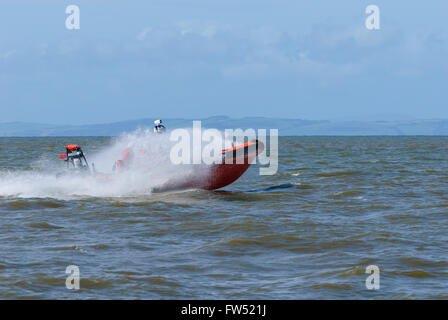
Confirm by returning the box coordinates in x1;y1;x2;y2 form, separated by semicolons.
152;140;263;192
58;140;264;192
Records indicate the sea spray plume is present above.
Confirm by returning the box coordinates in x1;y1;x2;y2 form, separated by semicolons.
88;127;211;194
0;128;212;199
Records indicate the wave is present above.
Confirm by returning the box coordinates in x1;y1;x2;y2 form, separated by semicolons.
245;183;296;193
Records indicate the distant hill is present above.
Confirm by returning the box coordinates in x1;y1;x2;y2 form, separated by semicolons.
1;117;448;136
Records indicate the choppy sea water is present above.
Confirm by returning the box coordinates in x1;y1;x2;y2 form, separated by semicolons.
0;136;447;299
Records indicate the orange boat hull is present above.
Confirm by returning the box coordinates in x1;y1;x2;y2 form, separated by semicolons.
152;140;263;192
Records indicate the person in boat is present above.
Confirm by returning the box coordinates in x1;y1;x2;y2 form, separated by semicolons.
112;148;134;172
112;119;164;172
154;119;166;133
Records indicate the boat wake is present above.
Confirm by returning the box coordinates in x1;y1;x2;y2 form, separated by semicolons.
0;129;206;200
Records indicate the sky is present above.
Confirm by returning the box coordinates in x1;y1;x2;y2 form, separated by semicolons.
0;0;447;124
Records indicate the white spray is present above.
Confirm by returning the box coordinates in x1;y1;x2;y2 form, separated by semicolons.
0;128;210;200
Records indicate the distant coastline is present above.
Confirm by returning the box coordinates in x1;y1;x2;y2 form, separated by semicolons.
2;116;448;137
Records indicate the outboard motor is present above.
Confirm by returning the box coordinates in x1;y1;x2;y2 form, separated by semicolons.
59;144;89;170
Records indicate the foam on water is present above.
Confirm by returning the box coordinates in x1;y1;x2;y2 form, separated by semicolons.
0;128;209;200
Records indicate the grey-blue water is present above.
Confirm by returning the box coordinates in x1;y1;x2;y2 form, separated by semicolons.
0;136;447;299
